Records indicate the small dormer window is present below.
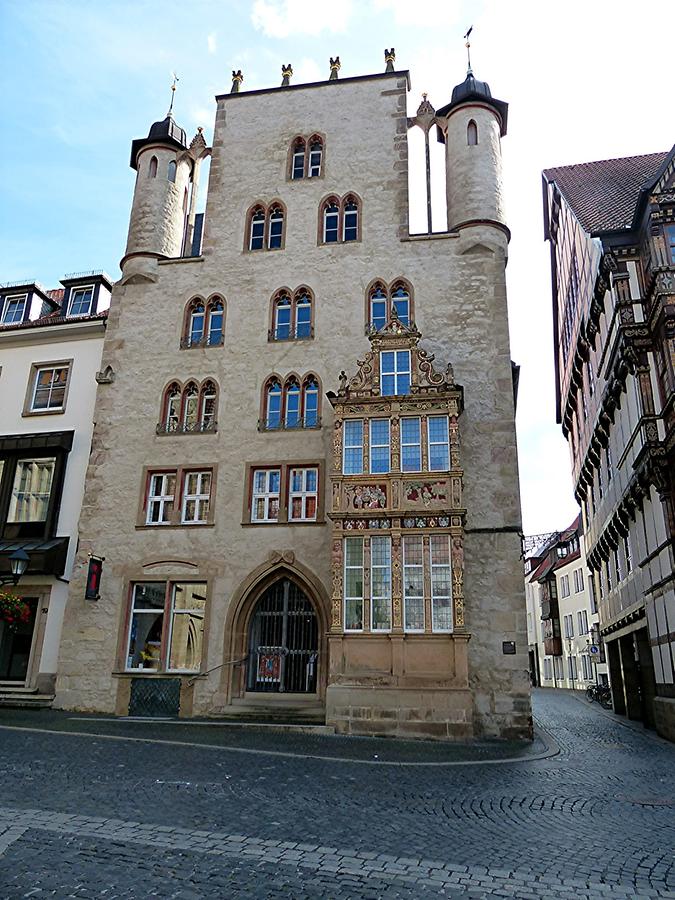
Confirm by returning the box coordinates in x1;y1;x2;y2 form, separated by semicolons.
67;286;94;317
380;350;411;396
1;294;28;325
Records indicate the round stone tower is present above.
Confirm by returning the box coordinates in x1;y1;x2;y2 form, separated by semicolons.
121;113;190;279
436;69;508;232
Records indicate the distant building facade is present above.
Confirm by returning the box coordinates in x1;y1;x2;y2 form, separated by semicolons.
54;57;530;740
0;275;109;703
525;518;608;691
543;149;675;740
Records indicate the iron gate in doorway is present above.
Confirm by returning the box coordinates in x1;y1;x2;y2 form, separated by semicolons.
247;579;318;693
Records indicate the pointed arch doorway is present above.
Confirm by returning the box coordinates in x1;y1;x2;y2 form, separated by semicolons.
247;578;318;694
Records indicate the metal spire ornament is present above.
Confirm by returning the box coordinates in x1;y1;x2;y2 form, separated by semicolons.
168;72;179;116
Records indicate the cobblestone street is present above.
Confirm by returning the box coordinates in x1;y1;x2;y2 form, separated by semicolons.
0;689;674;899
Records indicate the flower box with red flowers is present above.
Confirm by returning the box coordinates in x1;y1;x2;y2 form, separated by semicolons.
0;591;32;632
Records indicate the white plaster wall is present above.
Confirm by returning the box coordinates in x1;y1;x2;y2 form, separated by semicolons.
0;328;104;678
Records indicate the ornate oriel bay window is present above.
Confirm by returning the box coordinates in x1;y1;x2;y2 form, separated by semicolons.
327;312;466;639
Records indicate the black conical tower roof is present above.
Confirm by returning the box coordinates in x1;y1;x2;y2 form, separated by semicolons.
436;69;508;136
129;113;188;170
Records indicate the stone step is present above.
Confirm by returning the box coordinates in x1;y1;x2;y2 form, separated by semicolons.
0;693;54;709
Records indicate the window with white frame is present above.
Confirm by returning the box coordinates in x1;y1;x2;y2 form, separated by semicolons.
403;535;424;631
369;419;390;474
563;614;574;638
1;294;28;324
567;655;578;680
573;568;584;593
146;472;176;524
344;537;364;631
343;419;364;474
428;416;450;470
291;139;305;179
30;365;70;412
430;535;452;631
581;654;592;680
370;535;392;631
126;581;206;673
7;458;55;523
67;286;94;317
323;201;340;243
251;469;280;522
288;467;318;521
401;417;422;472
380;350;410;396
543;658;552;680
554;656;564;681
343;198;359;241
181;471;211;524
249;208;266;250
560;574;570;598
577;609;589;635
308;139;323;177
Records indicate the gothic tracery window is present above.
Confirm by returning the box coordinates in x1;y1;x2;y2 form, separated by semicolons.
289;134;323;179
320;193;360;245
159;380;219;434
366;279;413;332
261;374;322;430
182;296;226;349
247;202;286;251
270;287;314;341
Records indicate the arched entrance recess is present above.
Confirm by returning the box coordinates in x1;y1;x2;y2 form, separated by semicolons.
247;579;318;693
223;556;329;703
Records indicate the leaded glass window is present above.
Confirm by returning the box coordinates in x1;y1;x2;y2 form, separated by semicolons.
344;537;364;631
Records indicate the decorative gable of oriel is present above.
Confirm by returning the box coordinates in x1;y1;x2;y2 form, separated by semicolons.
327;313;465;520
333;310;463;404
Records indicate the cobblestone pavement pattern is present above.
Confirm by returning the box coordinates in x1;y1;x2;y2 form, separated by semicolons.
0;689;674;899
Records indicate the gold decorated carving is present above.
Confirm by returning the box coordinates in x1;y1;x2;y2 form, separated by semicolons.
392;534;402;628
391;417;400;470
333;418;343;472
451;534;465;628
331;539;343;630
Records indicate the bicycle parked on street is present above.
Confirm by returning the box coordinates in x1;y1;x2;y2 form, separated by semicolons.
585;682;613;709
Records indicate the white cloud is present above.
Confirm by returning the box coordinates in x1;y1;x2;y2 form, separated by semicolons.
292;57;323;84
373;0;460;28
251;0;353;37
207;32;217;54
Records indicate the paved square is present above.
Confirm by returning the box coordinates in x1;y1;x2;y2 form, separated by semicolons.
0;690;673;898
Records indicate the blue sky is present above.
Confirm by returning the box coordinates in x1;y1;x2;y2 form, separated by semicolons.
1;0;673;534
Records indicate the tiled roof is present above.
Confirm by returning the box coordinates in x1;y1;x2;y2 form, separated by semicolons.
544;152;669;234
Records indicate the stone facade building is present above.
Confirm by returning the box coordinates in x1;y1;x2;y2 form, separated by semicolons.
543;149;675;740
0;274;109;704
55;57;530;740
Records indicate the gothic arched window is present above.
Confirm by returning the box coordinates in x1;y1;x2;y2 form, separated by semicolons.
164;383;182;432
149;156;158;178
295;291;312;338
182;382;200;430
467;120;478;146
319;194;361;245
188;301;205;345
308;137;323;177
343;196;359;242
323;198;340;243
273;293;292;340
391;283;410;325
207;298;224;346
249;206;266;251
167;160;177;183
303;376;320;427
366;279;414;332
291;138;306;179
369;284;388;332
268;204;285;249
200;380;218;430
265;378;283;430
285;377;302;428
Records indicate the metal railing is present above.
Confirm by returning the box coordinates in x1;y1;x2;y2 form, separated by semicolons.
180;334;225;349
258;417;322;432
156;420;218;435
